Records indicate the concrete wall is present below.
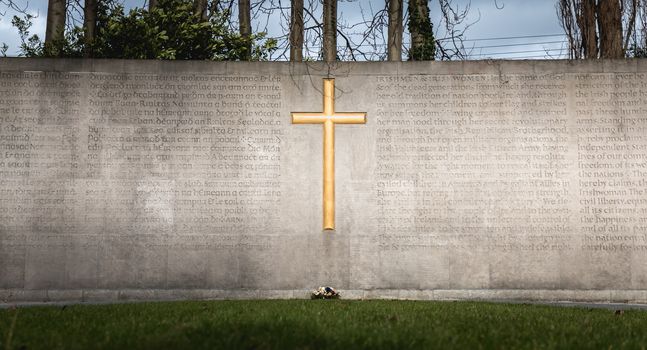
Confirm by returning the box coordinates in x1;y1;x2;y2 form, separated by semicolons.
1;58;647;303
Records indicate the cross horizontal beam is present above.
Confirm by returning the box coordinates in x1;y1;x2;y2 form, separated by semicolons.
292;113;366;124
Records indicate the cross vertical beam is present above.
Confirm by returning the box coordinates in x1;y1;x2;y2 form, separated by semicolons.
323;118;334;229
291;79;367;230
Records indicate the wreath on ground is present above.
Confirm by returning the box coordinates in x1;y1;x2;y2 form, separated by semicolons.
311;286;340;299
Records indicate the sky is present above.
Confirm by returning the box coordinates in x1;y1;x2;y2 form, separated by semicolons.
0;0;569;59
435;0;568;59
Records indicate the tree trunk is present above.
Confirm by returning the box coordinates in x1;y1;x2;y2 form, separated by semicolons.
409;0;423;57
408;0;434;60
597;0;624;58
45;0;66;55
239;0;251;60
387;0;403;61
149;0;158;11
194;0;208;20
84;0;97;58
290;0;304;61
323;0;337;62
578;0;599;58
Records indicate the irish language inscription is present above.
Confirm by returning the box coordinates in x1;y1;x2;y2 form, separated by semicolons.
0;70;286;289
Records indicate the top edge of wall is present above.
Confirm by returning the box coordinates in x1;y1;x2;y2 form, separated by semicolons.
0;57;645;76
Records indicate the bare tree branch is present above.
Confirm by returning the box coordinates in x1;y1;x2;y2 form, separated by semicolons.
622;0;638;51
1;0;30;16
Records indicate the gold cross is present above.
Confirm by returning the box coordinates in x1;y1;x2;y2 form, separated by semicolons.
291;78;367;230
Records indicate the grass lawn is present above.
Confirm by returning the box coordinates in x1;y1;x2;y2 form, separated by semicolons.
1;299;646;349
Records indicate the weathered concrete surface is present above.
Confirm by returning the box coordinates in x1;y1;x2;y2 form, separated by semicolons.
1;58;647;303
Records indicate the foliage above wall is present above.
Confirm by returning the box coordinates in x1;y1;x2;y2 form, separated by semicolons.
12;0;276;60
